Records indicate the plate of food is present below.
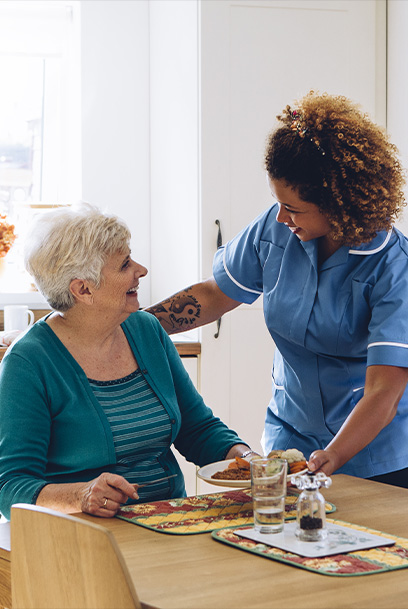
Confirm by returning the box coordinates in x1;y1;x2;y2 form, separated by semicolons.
197;449;308;488
197;458;251;488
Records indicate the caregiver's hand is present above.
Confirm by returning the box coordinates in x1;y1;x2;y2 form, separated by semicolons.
307;449;341;477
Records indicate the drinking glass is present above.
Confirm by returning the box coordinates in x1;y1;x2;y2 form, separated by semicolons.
250;457;287;534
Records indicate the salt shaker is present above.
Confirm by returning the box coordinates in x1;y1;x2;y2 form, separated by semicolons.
291;471;332;542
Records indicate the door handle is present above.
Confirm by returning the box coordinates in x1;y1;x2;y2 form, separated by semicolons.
214;219;223;338
215;219;222;249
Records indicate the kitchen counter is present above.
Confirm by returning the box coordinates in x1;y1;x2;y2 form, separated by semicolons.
0;341;200;361
0;308;201;358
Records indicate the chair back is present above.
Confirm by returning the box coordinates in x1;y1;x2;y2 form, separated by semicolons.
11;503;142;609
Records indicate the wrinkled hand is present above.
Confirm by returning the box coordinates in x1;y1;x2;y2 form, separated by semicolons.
78;472;138;517
307;448;341;477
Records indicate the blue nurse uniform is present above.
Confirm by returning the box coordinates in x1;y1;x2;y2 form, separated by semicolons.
213;203;408;477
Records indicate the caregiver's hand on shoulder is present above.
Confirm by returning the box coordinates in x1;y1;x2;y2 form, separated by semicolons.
307;449;341;477
78;472;138;517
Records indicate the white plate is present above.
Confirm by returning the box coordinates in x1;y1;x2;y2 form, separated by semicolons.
197;459;250;488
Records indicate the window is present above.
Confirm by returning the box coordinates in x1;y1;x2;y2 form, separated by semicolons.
0;1;80;298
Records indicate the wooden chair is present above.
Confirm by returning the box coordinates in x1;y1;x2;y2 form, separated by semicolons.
11;503;157;609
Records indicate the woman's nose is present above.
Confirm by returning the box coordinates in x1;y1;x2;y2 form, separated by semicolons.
132;260;148;277
276;204;289;224
137;263;148;278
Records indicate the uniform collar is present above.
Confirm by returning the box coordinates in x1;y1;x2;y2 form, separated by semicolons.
348;229;392;255
301;229;393;270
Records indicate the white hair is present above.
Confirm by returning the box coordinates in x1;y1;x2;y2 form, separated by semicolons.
24;203;131;311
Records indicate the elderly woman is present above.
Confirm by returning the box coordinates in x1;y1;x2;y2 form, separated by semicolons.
147;91;408;487
0;204;252;520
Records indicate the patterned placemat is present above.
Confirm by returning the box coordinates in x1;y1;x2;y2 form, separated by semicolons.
116;489;336;535
212;518;408;576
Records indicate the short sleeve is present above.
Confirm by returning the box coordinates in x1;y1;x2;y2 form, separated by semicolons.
367;248;408;368
213;206;280;304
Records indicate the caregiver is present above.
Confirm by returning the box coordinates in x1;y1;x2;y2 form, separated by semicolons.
147;91;408;488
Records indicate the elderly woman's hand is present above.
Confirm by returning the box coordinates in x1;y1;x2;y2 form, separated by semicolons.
78;472;139;517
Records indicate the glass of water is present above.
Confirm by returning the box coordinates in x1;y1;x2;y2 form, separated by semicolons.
250;457;287;534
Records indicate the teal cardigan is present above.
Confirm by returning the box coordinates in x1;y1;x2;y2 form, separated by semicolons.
0;311;243;519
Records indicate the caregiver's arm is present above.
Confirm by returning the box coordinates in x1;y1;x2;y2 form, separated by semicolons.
308;365;408;475
145;277;241;335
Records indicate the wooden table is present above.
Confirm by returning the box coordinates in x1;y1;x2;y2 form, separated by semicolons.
1;474;408;609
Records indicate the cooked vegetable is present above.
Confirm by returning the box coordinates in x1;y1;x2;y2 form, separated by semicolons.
289;460;307;474
280;448;305;464
235;457;251;470
227;461;239;470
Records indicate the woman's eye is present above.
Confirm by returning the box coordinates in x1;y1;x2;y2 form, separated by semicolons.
122;260;130;269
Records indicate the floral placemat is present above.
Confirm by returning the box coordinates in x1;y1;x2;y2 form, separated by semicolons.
212;518;408;576
116;489;335;535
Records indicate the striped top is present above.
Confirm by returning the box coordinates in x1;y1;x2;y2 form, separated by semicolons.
88;368;173;502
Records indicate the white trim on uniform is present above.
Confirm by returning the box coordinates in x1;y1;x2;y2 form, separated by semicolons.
368;341;408;349
272;377;284;390
222;247;263;295
349;230;392;255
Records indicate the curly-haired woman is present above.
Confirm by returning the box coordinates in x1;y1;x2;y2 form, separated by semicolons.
147;91;408;487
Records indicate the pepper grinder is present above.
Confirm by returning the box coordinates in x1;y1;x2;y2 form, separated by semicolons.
291;471;332;542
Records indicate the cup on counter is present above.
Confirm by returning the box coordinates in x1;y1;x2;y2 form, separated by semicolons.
4;305;34;332
250;457;287;534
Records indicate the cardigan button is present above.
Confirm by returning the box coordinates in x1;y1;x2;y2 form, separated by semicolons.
171;419;176;425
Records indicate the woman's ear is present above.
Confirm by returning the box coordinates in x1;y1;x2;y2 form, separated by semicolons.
69;279;94;305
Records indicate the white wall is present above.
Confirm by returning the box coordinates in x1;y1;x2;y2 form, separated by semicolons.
80;0;152;305
149;0;200;304
387;0;408;236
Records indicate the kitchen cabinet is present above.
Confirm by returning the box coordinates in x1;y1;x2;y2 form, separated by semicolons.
176;352;238;496
172;354;201;496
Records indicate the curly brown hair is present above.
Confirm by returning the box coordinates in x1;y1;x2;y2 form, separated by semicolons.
264;91;406;245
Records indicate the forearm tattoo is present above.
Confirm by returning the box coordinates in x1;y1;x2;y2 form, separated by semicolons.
147;288;201;333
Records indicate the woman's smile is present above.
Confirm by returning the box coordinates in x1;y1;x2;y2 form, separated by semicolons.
286;224;301;235
268;177;332;243
126;284;139;297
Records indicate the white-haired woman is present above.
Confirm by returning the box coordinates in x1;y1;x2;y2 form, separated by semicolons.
0;204;252;520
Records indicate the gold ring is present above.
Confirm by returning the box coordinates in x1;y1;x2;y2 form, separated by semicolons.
102;498;108;508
